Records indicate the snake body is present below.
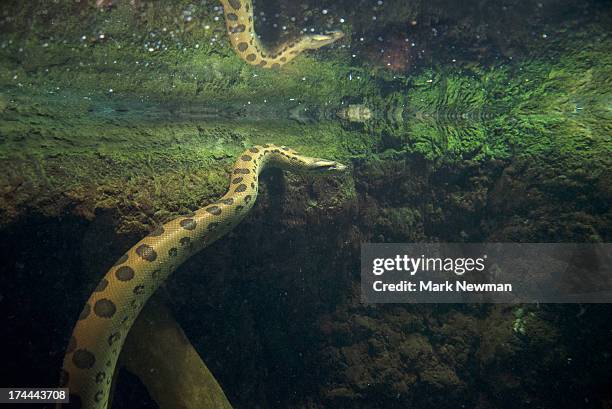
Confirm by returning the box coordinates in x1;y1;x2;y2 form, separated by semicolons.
219;0;343;68
59;145;345;408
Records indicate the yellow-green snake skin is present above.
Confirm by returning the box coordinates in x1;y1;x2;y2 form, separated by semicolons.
219;0;344;68
58;145;346;408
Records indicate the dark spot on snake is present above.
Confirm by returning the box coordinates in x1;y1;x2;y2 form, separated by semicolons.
94;299;116;318
233;168;250;174
232;176;243;184
249;38;254;45
121;316;129;324
228;0;241;10
231;24;246;33
113;253;128;266
227;12;238;20
208;222;219;231
133;285;145;295
236;205;244;211
259;60;267;67
249;147;260;153
180;218;197;230
73;349;95;369
78;304;91;320
237;42;248;52
280;57;287;62
245;195;252;203
235;184;247;193
59;369;69;387
130;299;139;309
108;332;120;346
136;244;157;262
152;269;161;279
221;198;234;205
95;391;104;402
115;265;135;281
206;205;222;215
94;278;108;292
68;394;82;409
96;372;105;383
248;16;253;22
282;146;289;150
168;247;178;257
251;182;255;189
67;336;77;353
180;237;191;247
149;225;164;236
246;53;256;61
272;63;280;69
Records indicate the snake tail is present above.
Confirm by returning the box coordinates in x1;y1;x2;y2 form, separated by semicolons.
58;144;346;409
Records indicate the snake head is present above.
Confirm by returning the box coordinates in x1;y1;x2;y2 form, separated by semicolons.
304;30;345;49
308;158;348;173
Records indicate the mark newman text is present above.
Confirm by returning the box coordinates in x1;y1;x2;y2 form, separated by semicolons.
373;280;513;292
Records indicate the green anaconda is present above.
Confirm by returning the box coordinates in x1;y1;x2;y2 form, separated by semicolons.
59;1;345;406
59;145;346;408
219;0;343;68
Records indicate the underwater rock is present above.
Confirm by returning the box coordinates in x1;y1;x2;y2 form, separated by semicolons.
336;104;373;123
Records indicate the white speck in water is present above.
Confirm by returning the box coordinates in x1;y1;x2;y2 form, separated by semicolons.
339;18;345;23
109;88;113;93
322;9;328;14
